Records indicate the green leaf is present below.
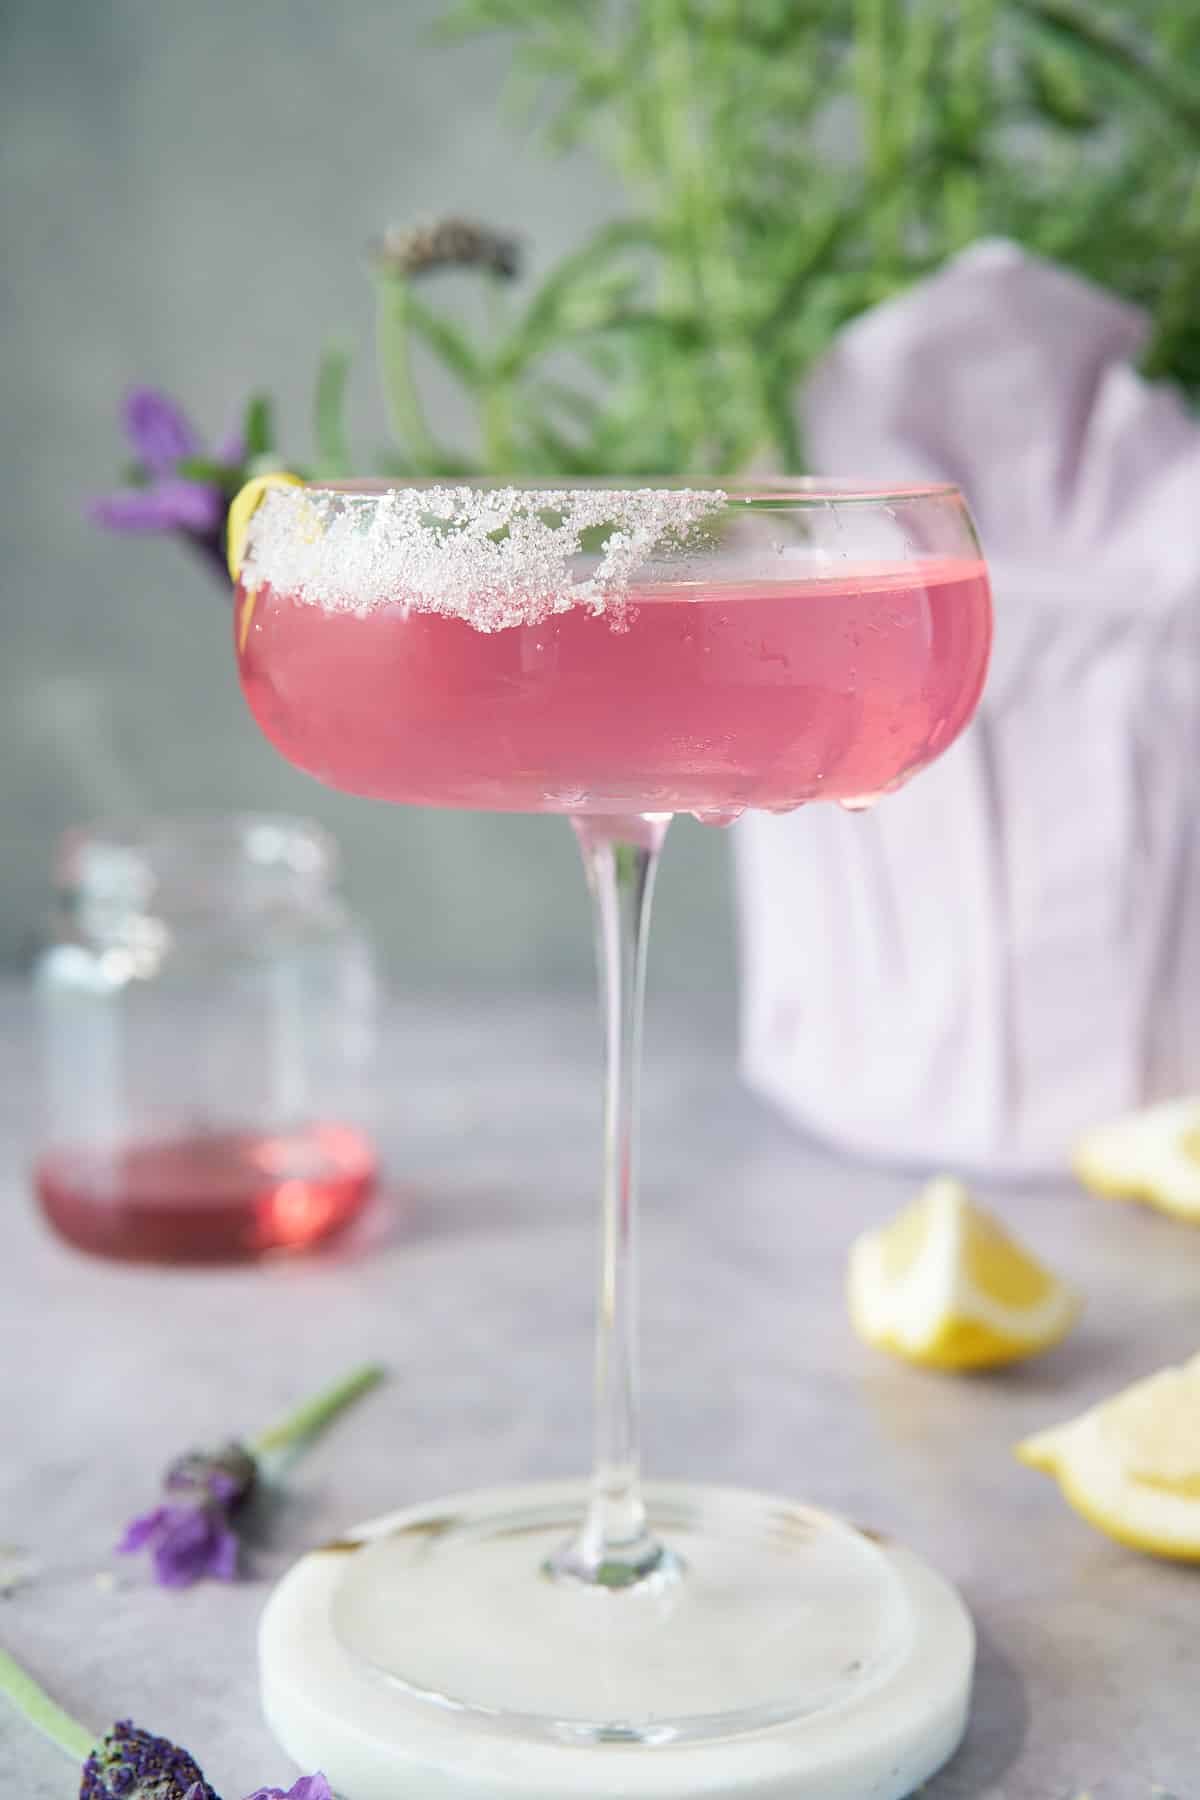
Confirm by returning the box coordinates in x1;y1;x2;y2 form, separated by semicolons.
516;420;596;474
1141;173;1200;383
1011;0;1200;142
757;200;855;339
492;219;656;379
242;392;275;459
373;446;482;479
374;278;441;469
1025;45;1102;130
175;455;243;490
400;288;484;388
313;340;353;479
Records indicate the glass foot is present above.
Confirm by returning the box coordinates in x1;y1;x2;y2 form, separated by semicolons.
331;1482;914;1745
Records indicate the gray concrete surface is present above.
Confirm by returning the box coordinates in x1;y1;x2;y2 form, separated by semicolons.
1;983;1196;1796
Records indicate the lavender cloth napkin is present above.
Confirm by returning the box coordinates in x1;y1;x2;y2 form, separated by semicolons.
735;241;1200;1174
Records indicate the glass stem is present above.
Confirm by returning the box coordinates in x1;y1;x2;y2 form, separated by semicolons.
549;813;674;1590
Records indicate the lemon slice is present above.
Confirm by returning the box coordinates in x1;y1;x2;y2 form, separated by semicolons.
1074;1098;1200;1222
226;471;302;651
1017;1354;1200;1559
226;470;303;583
848;1177;1081;1370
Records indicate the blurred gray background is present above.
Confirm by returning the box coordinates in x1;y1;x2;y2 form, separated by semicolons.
1;0;738;993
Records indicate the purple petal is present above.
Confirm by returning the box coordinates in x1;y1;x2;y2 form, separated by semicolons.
88;488;186;533
89;478;224;538
154;477;225;534
117;1507;168;1553
123;386;200;473
208;1519;240;1583
243;1778;333;1800
151;1505;230;1589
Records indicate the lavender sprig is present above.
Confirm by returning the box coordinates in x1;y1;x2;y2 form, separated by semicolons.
0;1647;329;1800
119;1363;384;1589
82;1720;219;1800
88;389;249;581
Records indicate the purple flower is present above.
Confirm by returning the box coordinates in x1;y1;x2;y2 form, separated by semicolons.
1;1645;340;1800
118;1504;240;1588
81;1719;219;1800
78;1718;333;1800
88;388;242;578
119;1442;254;1588
242;1778;333;1800
90;478;224;537
113;1367;382;1593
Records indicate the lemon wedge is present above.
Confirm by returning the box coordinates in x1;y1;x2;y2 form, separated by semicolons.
848;1177;1081;1370
1074;1098;1200;1222
1017;1354;1200;1559
226;471;302;652
226;470;303;583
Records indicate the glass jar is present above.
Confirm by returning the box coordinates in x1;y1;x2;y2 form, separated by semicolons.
32;815;377;1262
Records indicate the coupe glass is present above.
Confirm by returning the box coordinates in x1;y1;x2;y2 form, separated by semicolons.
234;478;992;1744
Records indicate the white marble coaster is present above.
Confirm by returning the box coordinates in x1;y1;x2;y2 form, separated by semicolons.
259;1483;973;1800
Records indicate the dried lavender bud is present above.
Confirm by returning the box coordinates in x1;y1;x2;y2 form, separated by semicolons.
80;1720;219;1800
370;216;521;280
164;1442;257;1512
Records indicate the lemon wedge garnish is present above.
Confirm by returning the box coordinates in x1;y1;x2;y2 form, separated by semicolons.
226;471;302;651
1074;1098;1200;1222
848;1177;1082;1370
226;470;303;583
1017;1354;1200;1559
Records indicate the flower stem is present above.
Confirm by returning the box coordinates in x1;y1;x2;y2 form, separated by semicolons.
251;1361;385;1457
0;1646;95;1763
375;277;439;469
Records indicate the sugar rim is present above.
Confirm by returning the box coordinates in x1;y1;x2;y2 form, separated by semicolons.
312;476;962;504
241;483;733;631
239;479;965;632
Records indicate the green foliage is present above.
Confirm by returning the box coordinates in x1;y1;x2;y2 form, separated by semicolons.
241;392;275;460
356;0;1200;477
313;341;354;480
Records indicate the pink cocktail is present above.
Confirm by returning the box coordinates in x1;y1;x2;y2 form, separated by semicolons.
240;480;992;1793
238;561;989;818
